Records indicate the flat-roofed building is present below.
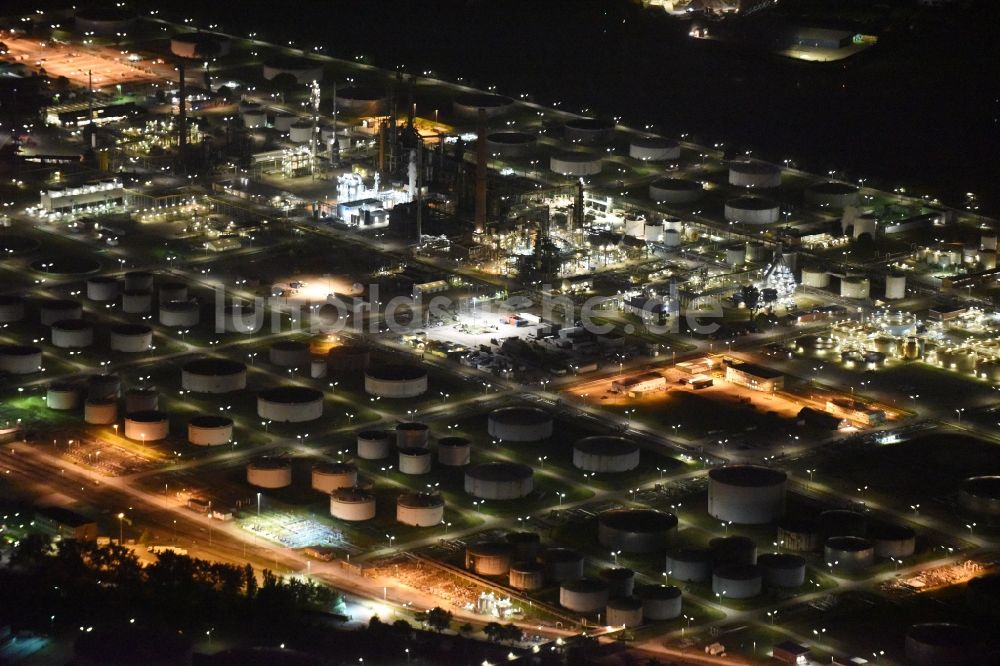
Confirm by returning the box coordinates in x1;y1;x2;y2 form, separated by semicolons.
612;372;666;394
725;362;784;392
34;506;97;541
40;179;125;213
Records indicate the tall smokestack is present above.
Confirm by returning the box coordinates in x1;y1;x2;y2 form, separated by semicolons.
177;61;187;151
415;140;423;244
474;108;488;232
88;70;96;148
573;178;584;231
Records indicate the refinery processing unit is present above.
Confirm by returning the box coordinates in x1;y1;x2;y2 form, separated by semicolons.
0;2;998;665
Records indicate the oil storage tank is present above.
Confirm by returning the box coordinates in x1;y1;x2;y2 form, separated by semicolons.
330;487;376;521
311;462;358;494
39;299;82;326
711;536;757;566
601;567;636;598
365;365;428;398
124;410;169;441
86;276;120;301
550;152;602;177
247;458;292;489
465;462;533;499
801;267;830;288
777;518;819;552
86;374;120;400
606;597;643;627
328;345;370;371
630;136;680;162
438;437;471;466
573;436;640;472
666;547;713;582
158;282;187;304
269;340;311;367
870;523;917;558
51;319;94;349
636;585;682;621
560;578;609;613
485;131;536;158
124;388;158;413
708;466;787;524
840;276;871;299
0;295;24;323
126;272;154;292
713;564;763;599
729;160;781;188
465;542;512;575
357;430;391;459
187;415;233;446
336;86;386;115
805;181;859;209
160;300;200;327
509;561;545;590
905;623;980;666
182;359;246;393
396;422;430;448
122;289;153;314
543;548;585;582
396;491;444;526
453;93;513;118
824;536;875;572
724;196;780;225
506;531;541;561
564;118;615;144
0;345;42;374
257;386;323;422
487;407;553;442
598;509;677;553
84;398;116;425
959;476;1000;517
110;323;153;353
757;553;806;587
47;382;81;410
398;447;432;475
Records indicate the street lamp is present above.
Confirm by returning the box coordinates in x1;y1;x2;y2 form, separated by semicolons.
966;522;976;535
557;492;566;506
767;610;778;625
117;512;125;545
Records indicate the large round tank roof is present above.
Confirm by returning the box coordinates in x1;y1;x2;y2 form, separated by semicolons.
468;541;511;556
757;553;806;569
637;584;681;600
713;563;760;580
566;118;615;131
249;457;291;470
808;181;859;195
825;536;872;552
551;150;600;163
265;56;320;70
0;344;41;355
574;436;639;456
907;622;977;647
366;364;427;381
631;135;678;149
466;462;532;482
438;436;470;448
961;476;1000;499
869;522;916;540
543;547;583;562
271;339;309;352
455;93;512;108
110;323;152;335
599;509;678;532
183;358;246;375
331;486;374;502
650;177;702;192
726;196;779;210
561;577;607;593
490;406;550;425
486;131;534;145
126;410;167;422
189;414;233;428
314;461;356;475
258;386;323;403
710;465;787;486
397;491;443;508
607;596;642;610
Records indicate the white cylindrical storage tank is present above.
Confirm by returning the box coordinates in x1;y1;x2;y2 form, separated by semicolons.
711;536;758;566
485;131;536;158
51;319;94;349
564;118;615;144
311;462;358;494
649;178;703;204
124;410;169;441
757;553;806;588
464;462;533;499
905;623;980;666
84;398;117;425
453;93;513;118
336;86;386;115
124;389;158;413
777;518;819;552
729;160;781;188
725;196;780;225
666;547;713;582
560;578;609;613
364;365;428;398
851;214;877;239
663;229;681;248
643;222;663;243
712;564;763;599
243;109;266;128
637;585;682;621
982;235;998;251
47;382;81;410
123;272;153;291
110;323;153;353
182;359;246;393
870;523;917;559
396;422;430;448
606;597;643;628
122;289;153;314
509;561;545;590
465;542;512;576
543;548;585;583
269;340;311;367
0;295;25;323
437;437;471;466
801;266;830;288
550;152;602;176
157;282;187;304
73;7;136;33
247;458;292;489
959;476;1000;517
257;387;323;423
329;487;376;521
160;300;200;327
357;430;391;460
0;345;42;374
310;358;327;379
725;245;746;267
573;436;640;473
629;136;680;162
396;491;444;527
39;299;82;326
708;466;787;525
824;536;875;572
238;101;262;116
273;112;296;132
262;59;323;84
87;374;121;401
328;345;371;371
187;415;233;446
487;407;553;442
601;568;635;599
398;447;432;475
885;273;906;300
86;276;120;301
805;181;860;209
936;348;977;374
289;121;313;143
745;241;766;262
839;276;870;299
598;509;677;553
170;32;230;58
